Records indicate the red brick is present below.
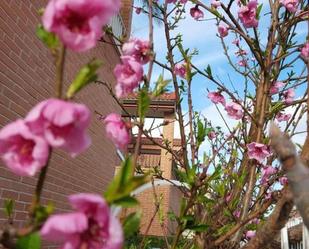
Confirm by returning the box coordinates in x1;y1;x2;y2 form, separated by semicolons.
0;2;123;248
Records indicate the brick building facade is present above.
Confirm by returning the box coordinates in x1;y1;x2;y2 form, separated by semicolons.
0;0;132;245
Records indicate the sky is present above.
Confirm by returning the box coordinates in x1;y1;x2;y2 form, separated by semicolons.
130;0;308;148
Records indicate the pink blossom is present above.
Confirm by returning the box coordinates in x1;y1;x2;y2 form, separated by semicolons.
211;0;221;8
280;0;299;13
207;91;226;105
135;7;142;14
283;88;295;104
250;218;260;224
42;0;120;52
180;0;188;3
104;113;130;150
167;0;176;3
238;0;259;28
114;56;144;98
270;81;285;95
279;176;288;186
0;120;49;176
247;142;270;163
225;102;244;120
122;38;151;64
190;6;204;20
246;230;256;239
233;210;241;218
300;42;309;60
25;99;91;157
208;131;216;140
174;63;187;78
235;49;247;57
276;112;291;122
218;24;229;38
232;39;240;46
41;193;123;249
225;194;232;202
265;191;272;200
261;166;277;185
238;59;248;67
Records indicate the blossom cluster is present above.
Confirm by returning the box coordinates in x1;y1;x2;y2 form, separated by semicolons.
247;142;271;163
301;42;309;60
166;0;299;28
114;38;151;98
207;91;244;120
104;113;131;150
0;99;91;176
174;63;187;78
208;81;295;123
41;193;123;249
269;81;296;105
103;38;152;150
238;0;259;28
280;0;299;13
42;0;121;52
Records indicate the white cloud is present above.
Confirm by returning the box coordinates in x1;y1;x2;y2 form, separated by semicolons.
192;52;226;67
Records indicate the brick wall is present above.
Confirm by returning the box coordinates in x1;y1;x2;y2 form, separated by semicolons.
121;0;133;37
136;186;172;236
0;0;123;246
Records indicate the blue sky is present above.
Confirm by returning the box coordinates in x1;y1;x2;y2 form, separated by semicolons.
130;0;308;145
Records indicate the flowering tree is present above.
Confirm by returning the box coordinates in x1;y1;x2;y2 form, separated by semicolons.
0;0;308;248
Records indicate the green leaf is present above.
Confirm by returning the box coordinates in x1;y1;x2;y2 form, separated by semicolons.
187;224;209;232
186;164;197;185
16;233;41;249
212;9;222;18
236;171;247;187
205;65;212;78
138;87;151;122
152;75;171;97
104;157;149;204
269;101;284;114
197;120;205;146
37;8;45;16
123;212;141;238
33;203;54;224
36;25;59;49
66;59;102;98
183;214;195;221
104;158;134;202
197;195;215;205
231;149;238;158
230;197;239;209
215;223;234;236
167;211;178;222
180;198;188;217
256;4;263;19
208;166;222;182
113;196;139;208
173;167;188;182
4;199;14;219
